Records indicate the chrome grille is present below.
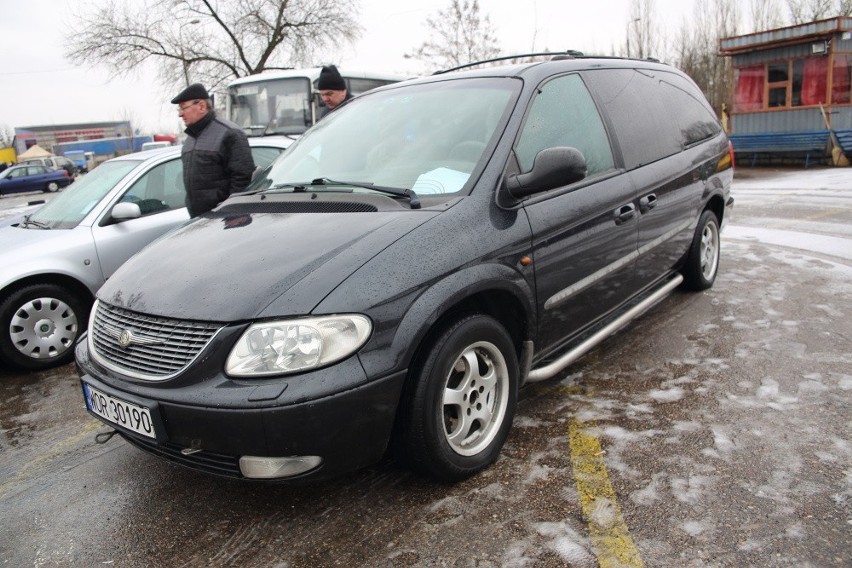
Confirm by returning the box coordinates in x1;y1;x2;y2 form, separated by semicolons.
90;300;223;380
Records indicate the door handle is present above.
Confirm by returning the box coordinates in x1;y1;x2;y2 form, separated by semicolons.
614;203;636;225
639;193;657;213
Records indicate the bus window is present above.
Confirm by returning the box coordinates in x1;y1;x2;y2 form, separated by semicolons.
227;68;406;138
229;77;313;137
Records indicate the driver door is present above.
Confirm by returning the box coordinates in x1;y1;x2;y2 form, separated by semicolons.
91;157;189;279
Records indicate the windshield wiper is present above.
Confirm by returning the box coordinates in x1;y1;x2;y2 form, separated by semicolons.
268;182;309;191
22;215;50;229
309;178;421;209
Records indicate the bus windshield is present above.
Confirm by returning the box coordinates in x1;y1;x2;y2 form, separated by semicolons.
228;77;313;137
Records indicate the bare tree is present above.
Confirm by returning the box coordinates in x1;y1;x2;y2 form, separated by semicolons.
0;124;14;148
749;0;786;31
626;0;662;59
786;0;835;23
673;0;740;115
406;0;501;71
66;0;362;94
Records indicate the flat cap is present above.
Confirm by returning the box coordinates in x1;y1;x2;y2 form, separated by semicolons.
171;83;209;104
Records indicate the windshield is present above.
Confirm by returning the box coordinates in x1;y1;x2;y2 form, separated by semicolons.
248;78;517;198
228;77;313;136
28;160;141;229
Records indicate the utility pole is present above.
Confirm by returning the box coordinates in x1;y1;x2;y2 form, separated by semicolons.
626;18;640;58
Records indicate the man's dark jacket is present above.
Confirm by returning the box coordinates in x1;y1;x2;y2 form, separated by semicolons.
319;92;354;120
181;111;255;217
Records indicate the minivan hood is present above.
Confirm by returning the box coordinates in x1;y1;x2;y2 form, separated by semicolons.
98;206;438;321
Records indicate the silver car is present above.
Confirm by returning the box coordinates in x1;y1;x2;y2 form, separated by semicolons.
0;138;290;371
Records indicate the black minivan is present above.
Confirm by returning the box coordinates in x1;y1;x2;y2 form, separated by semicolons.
76;54;733;482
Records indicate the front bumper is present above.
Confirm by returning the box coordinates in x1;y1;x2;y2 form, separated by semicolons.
76;336;407;481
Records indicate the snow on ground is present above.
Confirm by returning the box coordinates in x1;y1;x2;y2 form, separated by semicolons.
732;166;850;190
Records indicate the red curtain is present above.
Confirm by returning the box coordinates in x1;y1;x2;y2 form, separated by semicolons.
801;57;828;106
734;66;764;112
832;55;851;104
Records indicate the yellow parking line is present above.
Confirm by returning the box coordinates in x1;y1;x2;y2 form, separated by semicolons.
0;419;103;498
569;418;645;568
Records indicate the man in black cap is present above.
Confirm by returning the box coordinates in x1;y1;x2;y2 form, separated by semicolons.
317;65;353;118
171;83;255;217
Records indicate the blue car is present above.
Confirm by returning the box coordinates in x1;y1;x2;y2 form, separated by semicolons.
0;164;72;195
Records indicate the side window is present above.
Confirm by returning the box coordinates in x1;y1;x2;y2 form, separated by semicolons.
583;69;682;169
515;74;614;178
657;72;722;147
251;146;285;169
120;158;186;215
346;78;398;95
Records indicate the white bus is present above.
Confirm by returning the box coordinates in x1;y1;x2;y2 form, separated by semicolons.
226;68;406;137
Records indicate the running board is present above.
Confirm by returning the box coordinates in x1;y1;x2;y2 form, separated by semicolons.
526;274;684;383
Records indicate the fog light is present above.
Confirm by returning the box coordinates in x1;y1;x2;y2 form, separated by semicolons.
239;455;322;479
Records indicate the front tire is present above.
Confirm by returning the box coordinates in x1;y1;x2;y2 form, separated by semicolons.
682;209;720;291
0;284;87;371
398;314;518;482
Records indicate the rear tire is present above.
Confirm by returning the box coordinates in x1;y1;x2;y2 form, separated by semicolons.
0;284;87;371
45;181;59;193
398;314;518;482
682;209;720;291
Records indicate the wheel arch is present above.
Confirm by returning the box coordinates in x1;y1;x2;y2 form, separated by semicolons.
391;265;534;378
0;273;95;315
705;192;726;225
412;288;531;376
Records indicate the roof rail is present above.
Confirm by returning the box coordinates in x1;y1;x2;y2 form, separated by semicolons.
433;50;586;75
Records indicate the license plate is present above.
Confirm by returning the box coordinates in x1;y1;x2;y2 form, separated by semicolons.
83;383;156;439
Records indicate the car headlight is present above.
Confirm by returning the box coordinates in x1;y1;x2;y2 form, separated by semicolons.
225;315;372;377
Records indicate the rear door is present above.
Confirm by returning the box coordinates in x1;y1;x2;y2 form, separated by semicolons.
517;73;640;360
584;68;722;287
27;166;52;191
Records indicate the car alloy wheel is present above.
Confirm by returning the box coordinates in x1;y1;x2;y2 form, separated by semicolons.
682;209;720;291
399;314;518;481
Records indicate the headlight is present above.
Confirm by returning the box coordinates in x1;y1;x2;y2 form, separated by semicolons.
225;315;372;377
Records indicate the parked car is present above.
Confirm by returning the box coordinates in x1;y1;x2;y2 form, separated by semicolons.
0;164;72;195
63;151;93;174
19;155;79;178
76;54;733;483
140;141;172;151
0;137;291;371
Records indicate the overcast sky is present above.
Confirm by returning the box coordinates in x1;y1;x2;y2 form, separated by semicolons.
0;0;692;136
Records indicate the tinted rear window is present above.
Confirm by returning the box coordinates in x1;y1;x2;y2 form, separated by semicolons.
584;68;721;169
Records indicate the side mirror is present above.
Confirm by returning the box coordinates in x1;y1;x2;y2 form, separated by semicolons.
111;202;142;221
504;147;587;199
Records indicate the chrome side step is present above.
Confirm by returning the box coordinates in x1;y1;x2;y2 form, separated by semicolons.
526;274;684;383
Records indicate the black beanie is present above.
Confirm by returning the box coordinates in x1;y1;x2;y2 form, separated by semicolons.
171;83;209;104
317;65;346;91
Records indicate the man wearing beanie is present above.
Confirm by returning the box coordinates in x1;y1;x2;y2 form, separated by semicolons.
171;83;255;217
317;65;353;118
